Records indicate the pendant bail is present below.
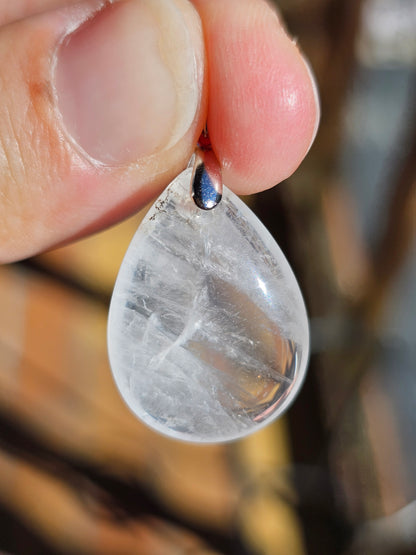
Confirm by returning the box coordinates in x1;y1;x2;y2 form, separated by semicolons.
191;128;223;211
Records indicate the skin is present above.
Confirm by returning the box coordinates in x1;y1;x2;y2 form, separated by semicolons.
0;0;319;263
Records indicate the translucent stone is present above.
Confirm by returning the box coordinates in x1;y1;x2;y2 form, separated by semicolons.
108;168;309;443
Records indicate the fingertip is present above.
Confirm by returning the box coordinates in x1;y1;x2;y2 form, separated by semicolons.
0;0;206;262
194;0;320;195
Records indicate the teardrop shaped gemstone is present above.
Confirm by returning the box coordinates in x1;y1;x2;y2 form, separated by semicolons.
108;168;309;443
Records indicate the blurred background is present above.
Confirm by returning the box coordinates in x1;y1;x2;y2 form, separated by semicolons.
1;0;415;553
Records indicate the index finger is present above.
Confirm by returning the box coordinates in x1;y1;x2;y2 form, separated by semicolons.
192;0;320;194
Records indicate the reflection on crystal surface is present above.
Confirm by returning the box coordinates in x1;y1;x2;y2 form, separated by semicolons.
108;169;309;442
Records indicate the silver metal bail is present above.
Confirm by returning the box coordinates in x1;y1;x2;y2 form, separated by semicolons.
191;129;223;210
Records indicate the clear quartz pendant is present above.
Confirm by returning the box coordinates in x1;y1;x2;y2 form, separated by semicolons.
108;165;309;443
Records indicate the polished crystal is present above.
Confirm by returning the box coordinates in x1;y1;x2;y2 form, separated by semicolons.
108;168;309;443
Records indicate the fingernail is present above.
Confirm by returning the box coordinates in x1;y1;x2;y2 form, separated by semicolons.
54;0;201;165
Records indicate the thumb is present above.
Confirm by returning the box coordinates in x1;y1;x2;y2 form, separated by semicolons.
0;0;205;263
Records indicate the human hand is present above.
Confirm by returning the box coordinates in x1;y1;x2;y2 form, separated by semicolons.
0;0;319;263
